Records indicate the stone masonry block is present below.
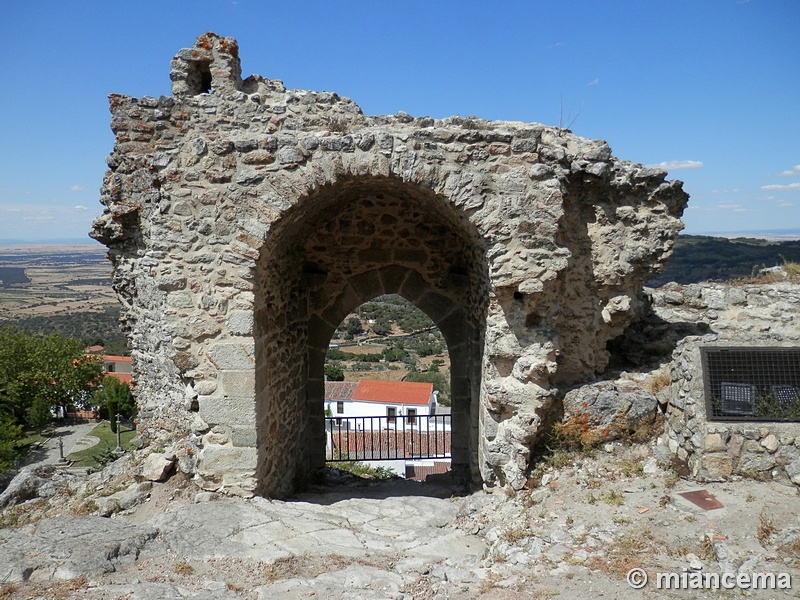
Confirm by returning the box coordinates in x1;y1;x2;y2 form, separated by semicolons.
207;342;255;370
198;395;256;428
198;446;258;475
218;370;255;398
226;310;254;335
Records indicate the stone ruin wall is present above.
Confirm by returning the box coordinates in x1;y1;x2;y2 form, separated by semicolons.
92;33;687;497
646;281;800;486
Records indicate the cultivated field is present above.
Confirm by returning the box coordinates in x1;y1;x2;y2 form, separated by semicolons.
0;244;115;321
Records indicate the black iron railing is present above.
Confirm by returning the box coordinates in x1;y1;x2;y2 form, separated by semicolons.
325;414;451;461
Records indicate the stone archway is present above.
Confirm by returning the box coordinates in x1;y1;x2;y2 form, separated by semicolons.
254;177;487;496
92;33;688;498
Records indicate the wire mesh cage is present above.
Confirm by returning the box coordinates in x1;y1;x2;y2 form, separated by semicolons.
701;347;800;421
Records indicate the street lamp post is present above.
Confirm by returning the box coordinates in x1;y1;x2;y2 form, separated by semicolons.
115;413;123;453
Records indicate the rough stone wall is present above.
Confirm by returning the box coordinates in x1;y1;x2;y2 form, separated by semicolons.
92;33;687;497
646;281;800;485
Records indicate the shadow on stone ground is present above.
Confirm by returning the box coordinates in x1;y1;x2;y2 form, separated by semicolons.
292;469;471;505
2;441;799;599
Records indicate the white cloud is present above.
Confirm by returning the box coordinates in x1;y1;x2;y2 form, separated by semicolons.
586;78;600;87
762;182;800;191
69;185;86;192
717;203;742;210
0;202;101;240
778;201;794;207
778;164;800;177
647;160;703;171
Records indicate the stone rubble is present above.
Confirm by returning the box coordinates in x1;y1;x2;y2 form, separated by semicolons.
2;445;799;599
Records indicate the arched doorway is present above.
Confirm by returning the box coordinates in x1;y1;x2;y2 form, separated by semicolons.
254;176;488;497
322;295;456;479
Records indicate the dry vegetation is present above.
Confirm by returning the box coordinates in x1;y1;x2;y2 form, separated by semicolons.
0;245;115;321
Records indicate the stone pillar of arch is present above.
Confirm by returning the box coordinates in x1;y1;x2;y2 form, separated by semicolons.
92;33;687;498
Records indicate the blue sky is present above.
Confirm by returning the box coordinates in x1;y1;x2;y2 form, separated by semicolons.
1;0;798;241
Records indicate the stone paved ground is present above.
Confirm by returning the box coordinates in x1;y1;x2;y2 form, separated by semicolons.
1;442;799;599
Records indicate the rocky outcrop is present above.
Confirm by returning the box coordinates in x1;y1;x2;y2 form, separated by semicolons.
562;380;659;443
92;32;687;497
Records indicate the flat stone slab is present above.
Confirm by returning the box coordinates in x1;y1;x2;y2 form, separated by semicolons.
0;516;158;583
1;491;485;596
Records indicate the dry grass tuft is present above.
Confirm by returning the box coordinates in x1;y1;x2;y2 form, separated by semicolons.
585;527;657;577
263;553;394;583
645;368;671;394
757;511;778;544
0;499;48;529
501;525;530;544
0;584;18;599
173;561;194;575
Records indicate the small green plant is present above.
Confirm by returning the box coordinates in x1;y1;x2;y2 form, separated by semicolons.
587;492;598;505
612;516;631;525
327;452;396;480
602;490;624;506
700;535;717;561
620;457;645;477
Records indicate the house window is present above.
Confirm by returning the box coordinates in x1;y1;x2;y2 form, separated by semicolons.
387;407;396;424
336;401;344;414
407;408;417;426
106;363;115;373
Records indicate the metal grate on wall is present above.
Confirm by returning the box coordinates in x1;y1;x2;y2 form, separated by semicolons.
701;347;800;421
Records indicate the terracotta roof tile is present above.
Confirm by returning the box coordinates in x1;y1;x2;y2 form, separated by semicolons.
324;381;359;401
101;355;132;363
351;380;433;406
105;372;133;384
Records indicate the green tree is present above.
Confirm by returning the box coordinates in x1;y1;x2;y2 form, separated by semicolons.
372;317;392;336
345;317;363;336
0;415;22;471
324;364;345;381
91;376;135;433
0;327;103;428
404;370;451;406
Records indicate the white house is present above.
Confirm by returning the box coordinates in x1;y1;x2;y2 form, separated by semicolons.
325;379;441;431
325;379;450;479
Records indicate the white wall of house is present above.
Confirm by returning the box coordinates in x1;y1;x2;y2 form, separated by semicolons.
325;396;447;432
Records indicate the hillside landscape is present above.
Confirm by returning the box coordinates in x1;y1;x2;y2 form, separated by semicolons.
2;234;799;361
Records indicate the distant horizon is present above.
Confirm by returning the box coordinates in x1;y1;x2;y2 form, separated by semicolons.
3;228;800;247
2;3;798;241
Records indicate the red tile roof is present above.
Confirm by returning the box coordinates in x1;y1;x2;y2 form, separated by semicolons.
324;381;359;401
105;372;133;384
101;355;132;363
351;380;433;406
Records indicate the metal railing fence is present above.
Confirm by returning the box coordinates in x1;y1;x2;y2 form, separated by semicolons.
325;414;451;461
